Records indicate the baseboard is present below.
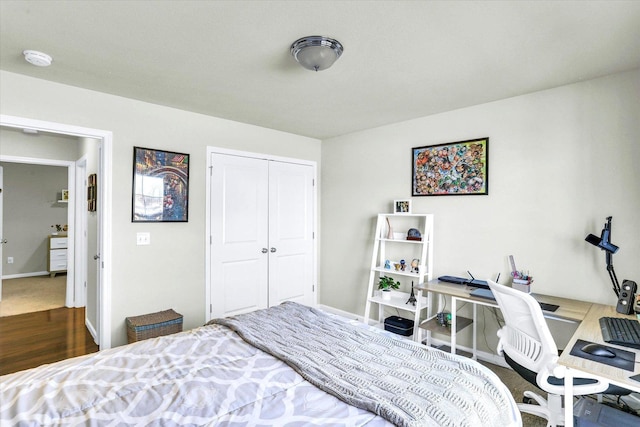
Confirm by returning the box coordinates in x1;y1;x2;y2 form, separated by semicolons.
85;318;99;346
317;304;509;368
2;271;50;280
318;304;368;323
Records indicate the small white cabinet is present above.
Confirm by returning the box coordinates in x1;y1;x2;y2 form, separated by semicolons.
363;213;434;342
48;235;68;277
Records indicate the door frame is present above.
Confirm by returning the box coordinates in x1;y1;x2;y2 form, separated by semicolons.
205;146;318;322
0;114;113;350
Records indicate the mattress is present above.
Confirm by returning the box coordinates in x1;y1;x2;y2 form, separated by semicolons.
1;303;521;426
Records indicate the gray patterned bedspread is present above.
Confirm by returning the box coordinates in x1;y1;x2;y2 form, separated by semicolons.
1;303;519;426
211;302;520;427
1;318;390;426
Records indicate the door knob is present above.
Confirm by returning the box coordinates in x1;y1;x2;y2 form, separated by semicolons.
261;248;268;253
270;247;277;253
0;238;7;244
93;254;100;260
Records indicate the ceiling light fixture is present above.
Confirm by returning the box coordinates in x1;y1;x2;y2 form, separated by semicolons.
23;50;53;67
290;36;343;72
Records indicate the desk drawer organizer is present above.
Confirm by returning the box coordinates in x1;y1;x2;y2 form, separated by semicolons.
384;316;414;336
126;309;183;343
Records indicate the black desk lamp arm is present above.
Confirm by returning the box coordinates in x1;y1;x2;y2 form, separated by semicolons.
607;259;621;297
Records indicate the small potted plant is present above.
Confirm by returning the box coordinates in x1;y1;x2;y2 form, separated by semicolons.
378;276;400;300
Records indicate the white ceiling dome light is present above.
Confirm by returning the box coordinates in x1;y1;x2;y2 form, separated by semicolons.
23;50;53;67
290;36;343;72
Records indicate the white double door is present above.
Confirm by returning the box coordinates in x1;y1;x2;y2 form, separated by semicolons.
209;152;315;318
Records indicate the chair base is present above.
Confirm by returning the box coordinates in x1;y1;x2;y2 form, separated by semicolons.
518;391;564;427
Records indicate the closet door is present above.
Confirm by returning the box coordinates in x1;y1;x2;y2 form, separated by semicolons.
210;154;269;317
268;161;314;307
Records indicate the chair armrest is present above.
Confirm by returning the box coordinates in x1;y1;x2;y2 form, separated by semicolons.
539;363;611;395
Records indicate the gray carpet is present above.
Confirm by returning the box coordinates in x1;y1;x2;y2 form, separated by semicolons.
480;360;550;427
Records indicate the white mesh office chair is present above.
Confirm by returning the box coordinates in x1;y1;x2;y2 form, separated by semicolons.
487;280;631;427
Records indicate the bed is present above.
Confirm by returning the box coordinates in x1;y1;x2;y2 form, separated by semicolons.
1;302;521;426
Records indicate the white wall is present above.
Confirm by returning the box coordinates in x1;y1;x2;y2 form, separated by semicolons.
321;69;640;350
0;70;321;347
2;68;638;350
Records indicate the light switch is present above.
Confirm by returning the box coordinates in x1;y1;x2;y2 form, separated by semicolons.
136;232;151;245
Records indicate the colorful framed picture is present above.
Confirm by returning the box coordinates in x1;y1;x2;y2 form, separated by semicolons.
132;147;190;222
412;137;489;196
394;199;411;214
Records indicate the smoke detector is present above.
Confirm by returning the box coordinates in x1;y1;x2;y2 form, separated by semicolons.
23;50;53;67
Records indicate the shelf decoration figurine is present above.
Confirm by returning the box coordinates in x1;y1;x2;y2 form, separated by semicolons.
384;260;391;269
378;276;400;300
406;281;417;306
411;258;420;273
386;218;393;239
407;228;422;241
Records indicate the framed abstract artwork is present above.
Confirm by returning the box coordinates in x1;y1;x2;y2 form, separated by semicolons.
412;137;489;196
132;147;190;222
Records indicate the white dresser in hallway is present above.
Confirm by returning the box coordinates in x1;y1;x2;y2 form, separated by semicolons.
47;235;67;278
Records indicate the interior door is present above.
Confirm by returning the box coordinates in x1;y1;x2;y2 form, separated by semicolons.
268;161;314;306
210;153;269;317
0;165;3;301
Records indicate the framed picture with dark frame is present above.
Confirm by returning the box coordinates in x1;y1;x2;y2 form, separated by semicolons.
412;137;489;196
132;147;190;222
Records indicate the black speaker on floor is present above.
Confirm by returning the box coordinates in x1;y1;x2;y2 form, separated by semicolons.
616;280;637;315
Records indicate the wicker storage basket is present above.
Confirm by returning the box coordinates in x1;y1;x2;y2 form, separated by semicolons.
126;309;183;343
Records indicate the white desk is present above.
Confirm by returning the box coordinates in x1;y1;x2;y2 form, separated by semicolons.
416;280;592;359
558;304;640;427
417;280;640;427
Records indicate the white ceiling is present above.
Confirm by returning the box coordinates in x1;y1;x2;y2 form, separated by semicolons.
1;1;639;140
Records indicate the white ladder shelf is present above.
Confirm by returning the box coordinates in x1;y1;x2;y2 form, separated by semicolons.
363;213;434;342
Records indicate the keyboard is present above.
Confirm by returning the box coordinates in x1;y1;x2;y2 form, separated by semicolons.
469;288;495;300
438;275;489;289
599;317;640;350
539;302;559;312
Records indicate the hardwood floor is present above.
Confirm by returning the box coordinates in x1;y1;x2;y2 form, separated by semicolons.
0;307;99;376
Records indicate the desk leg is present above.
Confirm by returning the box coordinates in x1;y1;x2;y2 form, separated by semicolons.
451;297;457;355
564;369;574;427
472;303;477;360
413;289;422;342
426;291;433;346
